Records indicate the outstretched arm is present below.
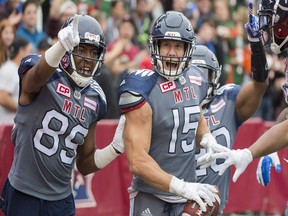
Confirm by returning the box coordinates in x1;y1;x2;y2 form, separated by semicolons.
256;108;287;186
76;115;126;175
236;2;268;121
214;117;288;182
20;15;80;105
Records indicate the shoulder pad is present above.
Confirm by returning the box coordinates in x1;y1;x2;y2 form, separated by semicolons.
216;84;241;97
118;69;158;100
126;69;156;80
89;80;107;120
18;54;41;76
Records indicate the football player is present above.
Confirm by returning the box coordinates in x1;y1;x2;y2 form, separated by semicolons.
1;14;125;216
118;11;222;215
203;0;288;201
193;42;268;214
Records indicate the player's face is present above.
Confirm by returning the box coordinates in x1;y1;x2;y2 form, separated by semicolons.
159;40;185;71
72;44;99;78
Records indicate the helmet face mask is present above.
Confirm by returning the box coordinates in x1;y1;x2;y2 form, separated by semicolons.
149;11;196;81
60;15;106;88
191;45;221;106
258;0;288;54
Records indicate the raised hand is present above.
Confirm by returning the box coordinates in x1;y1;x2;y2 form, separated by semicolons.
244;1;262;42
256;152;281;186
58;14;80;51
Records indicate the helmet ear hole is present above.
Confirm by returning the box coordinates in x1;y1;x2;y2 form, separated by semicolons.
60;53;70;69
191;45;221;105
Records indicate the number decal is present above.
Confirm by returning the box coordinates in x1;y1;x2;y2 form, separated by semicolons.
34;110;88;164
169;106;200;153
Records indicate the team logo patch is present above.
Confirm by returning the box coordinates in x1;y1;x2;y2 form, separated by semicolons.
159;80;176;93
189;75;202;86
84;97;97;111
56;83;71;98
72;168;96;208
84;32;100;43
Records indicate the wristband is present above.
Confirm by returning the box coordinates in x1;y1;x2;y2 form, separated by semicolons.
94;144;119;169
250;41;268;82
169;176;184;196
45;41;66;68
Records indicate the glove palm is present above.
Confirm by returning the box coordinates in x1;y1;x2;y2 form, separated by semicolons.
256;152;281;186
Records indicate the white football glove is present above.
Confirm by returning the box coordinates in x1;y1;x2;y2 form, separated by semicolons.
197;133;230;169
212;148;253;182
256;152;281;186
169;176;220;212
58;14;80;51
111;115;126;154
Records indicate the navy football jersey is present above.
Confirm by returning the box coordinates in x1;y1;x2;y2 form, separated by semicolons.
118;66;208;197
196;83;242;213
8;55;107;201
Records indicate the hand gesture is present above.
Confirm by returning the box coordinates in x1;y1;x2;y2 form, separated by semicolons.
212;148;253;182
256;152;281;186
58;14;80;51
197;133;230;169
244;2;262;42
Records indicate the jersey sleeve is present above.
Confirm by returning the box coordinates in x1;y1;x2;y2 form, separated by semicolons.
18;54;41;77
89;80;107;122
217;84;241;102
117;69;158;113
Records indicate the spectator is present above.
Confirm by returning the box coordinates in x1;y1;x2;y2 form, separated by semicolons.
105;0;126;45
16;0;46;53
196;18;224;70
0;19;16;66
106;15;140;77
195;0;214;33
46;0;77;42
130;0;154;49
0;36;33;124
0;0;22;26
37;36;53;55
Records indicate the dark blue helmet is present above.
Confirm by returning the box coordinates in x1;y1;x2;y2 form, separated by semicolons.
149;11;196;80
60;14;106;87
191;45;221;106
257;0;288;54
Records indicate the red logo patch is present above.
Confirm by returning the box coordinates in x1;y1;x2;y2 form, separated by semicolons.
56;83;71;98
159;81;176;93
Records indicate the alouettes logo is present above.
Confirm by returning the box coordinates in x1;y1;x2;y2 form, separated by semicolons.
159;80;176;93
56;83;71;98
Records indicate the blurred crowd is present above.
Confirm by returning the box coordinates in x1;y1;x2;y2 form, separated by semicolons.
0;0;286;122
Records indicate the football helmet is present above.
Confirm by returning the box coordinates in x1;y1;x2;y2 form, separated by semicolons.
257;0;288;54
191;45;221;106
60;14;106;87
149;11;196;81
